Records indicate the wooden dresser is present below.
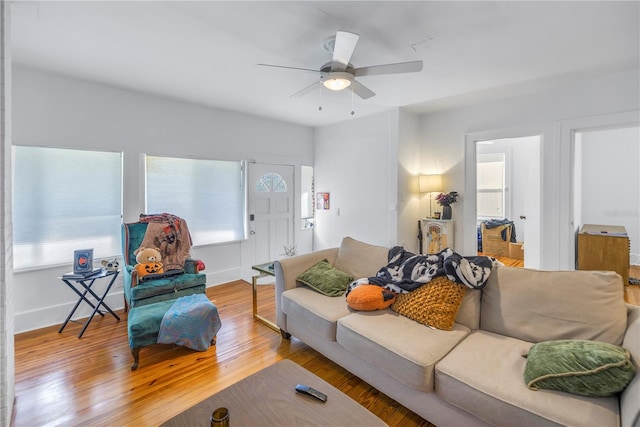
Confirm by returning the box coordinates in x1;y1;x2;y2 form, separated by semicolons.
577;224;630;285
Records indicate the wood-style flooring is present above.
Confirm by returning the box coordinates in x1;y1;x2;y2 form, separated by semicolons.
13;256;640;427
13;280;434;427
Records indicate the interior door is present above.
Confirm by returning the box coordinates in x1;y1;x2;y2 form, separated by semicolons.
248;163;295;265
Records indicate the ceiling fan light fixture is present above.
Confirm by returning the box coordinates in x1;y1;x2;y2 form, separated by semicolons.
322;72;352;91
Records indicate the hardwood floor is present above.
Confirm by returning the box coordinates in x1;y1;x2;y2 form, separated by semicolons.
13;258;639;427
13;281;434;427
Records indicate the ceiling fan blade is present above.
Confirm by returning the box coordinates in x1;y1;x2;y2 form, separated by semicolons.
289;81;320;98
350;79;376;100
257;63;321;73
331;31;359;71
353;60;423;77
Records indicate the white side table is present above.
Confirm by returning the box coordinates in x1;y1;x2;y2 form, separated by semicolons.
420;219;454;254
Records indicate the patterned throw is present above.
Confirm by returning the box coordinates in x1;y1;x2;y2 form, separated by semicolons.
364;246;501;294
157;294;222;351
139;213;193;270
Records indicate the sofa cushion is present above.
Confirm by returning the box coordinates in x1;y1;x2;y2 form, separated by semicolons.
281;287;352;341
390;276;466;331
481;267;627;345
621;305;640;427
296;259;353;297
454;286;481;330
435;330;620;427
337;310;471;392
524;339;635;397
333;237;389;279
129;273;207;302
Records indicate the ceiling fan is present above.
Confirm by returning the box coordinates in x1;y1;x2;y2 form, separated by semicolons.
258;31;423;100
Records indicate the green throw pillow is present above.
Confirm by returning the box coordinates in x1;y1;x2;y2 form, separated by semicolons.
524;340;636;397
297;259;353;297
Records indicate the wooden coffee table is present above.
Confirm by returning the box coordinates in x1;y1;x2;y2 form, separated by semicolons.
160;359;388;426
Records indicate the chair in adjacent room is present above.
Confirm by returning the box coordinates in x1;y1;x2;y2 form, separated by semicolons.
121;214;206;310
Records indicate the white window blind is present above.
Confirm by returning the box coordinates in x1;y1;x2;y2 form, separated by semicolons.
145;156;246;246
12;146;123;270
301;165;314;229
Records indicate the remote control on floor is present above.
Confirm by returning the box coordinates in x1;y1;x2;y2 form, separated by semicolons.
295;384;328;402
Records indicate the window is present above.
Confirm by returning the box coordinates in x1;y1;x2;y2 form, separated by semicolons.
301;165;314;229
146;156;246;246
256;172;287;192
477;153;505;219
12;146;123;270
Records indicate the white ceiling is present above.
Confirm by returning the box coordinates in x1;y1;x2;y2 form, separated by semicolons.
10;1;640;127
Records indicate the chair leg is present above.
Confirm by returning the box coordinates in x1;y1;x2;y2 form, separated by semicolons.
131;347;140;371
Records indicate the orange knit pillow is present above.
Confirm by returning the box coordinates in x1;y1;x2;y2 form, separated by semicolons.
391;276;466;331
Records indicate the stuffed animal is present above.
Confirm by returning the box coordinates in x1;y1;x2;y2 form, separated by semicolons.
101;257;119;272
134;246;164;278
346;284;396;311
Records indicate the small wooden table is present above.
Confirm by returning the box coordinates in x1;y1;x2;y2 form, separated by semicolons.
251;262;279;332
161;359;387;427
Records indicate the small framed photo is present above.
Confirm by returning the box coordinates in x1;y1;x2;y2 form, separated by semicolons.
316;192;330;210
73;249;94;274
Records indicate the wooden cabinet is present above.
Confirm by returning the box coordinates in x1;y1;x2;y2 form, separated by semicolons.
577;224;629;285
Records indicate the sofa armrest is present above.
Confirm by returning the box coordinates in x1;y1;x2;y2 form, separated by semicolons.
274;247;339;332
621;304;640;427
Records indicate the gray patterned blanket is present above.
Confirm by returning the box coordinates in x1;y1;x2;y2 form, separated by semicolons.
365;246;501;293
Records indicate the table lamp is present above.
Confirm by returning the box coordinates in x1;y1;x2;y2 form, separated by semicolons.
419;174;442;219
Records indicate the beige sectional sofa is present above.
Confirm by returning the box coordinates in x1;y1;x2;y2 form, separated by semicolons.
274;237;640;427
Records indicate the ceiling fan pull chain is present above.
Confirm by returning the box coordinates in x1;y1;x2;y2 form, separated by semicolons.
318;85;323;111
351;89;355;116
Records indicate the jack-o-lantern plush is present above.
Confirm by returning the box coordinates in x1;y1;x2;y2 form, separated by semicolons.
346;284;396;311
134;246;164;278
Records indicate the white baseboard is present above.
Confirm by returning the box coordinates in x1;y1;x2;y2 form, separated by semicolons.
205;268;241;286
14;291;126;335
14;268;243;333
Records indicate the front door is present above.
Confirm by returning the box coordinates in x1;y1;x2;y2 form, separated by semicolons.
247;163;295;267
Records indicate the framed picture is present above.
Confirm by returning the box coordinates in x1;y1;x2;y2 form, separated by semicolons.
73;248;94;274
316;192;330;210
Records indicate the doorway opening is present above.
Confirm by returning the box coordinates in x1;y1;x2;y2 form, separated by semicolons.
475;136;541;268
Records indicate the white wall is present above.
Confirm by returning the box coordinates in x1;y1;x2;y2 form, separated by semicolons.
419;68;640;268
1;2;15;424
11;65;314;332
397;110;422;253
313;110;400;250
578;126;640;264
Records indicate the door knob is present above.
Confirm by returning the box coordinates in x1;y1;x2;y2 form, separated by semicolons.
519;215;527;220
250;230;256;235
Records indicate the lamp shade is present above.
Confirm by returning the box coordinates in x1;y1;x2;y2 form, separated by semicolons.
419;174;442;193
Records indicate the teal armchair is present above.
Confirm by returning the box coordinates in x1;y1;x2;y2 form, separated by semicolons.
121;221;206;310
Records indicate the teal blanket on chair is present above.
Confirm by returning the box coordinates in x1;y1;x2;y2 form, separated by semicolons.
157;294;221;351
